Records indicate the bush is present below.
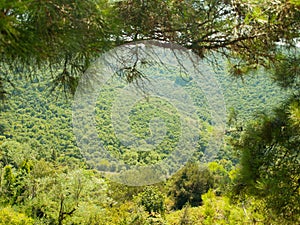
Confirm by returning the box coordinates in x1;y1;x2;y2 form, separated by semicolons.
0;207;34;225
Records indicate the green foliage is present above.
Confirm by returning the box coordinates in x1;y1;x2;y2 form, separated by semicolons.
0;59;287;170
137;186;166;216
95;84;182;165
272;54;300;92
25;168;111;224
1;1;300;224
0;140;35;167
231;98;300;223
230;45;300;224
288;101;300;128
0;207;33;225
0;47;293;225
0;155;112;224
166;190;266;225
105;201;152;225
169;162;213;209
200;190;266;225
1;165;15;203
207;161;231;195
0;77;83;167
1;0;300;97
0;0;115;77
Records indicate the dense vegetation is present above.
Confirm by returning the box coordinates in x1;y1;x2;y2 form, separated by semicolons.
0;0;299;224
0;62;292;224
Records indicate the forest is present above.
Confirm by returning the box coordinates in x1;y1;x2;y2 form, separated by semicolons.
0;0;299;224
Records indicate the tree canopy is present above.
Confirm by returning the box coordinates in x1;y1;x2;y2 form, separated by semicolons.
1;0;300;94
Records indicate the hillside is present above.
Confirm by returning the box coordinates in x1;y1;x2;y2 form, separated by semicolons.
0;61;287;166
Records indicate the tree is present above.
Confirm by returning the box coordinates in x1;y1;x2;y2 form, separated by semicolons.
137;186;166;216
229;44;300;223
169;162;213;209
115;0;300;72
0;140;35;167
20;166;112;224
1;165;15;203
1;0;300;96
0;0;116;97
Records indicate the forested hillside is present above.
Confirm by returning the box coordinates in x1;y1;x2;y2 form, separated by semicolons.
0;62;290;224
0;63;286;164
0;0;299;224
